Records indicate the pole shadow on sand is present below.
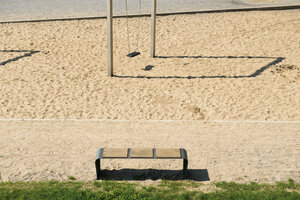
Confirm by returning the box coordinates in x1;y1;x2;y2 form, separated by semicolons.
0;51;284;79
0;50;40;66
115;56;285;79
98;169;210;181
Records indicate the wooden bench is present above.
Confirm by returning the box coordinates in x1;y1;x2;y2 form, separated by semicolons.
95;148;188;180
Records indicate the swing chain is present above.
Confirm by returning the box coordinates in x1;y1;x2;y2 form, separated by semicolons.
136;0;142;52
125;0;142;53
125;0;131;53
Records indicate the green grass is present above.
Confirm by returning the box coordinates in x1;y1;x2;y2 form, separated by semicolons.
0;179;299;200
68;176;76;181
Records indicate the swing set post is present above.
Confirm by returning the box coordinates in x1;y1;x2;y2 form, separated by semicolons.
107;0;113;77
151;0;156;58
106;0;157;76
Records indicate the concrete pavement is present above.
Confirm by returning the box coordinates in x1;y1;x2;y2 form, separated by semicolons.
1;0;299;22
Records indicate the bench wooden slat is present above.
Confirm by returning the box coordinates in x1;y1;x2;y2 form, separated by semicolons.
130;148;153;158
156;148;181;158
102;148;128;158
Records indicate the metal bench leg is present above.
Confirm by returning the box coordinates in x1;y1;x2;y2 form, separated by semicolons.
95;159;101;180
180;148;188;177
183;159;188;177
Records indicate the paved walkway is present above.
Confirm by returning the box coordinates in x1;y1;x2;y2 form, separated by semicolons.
0;120;299;182
1;0;299;22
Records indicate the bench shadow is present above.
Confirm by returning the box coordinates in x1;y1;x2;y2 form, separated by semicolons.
99;169;210;181
114;55;285;79
0;50;40;66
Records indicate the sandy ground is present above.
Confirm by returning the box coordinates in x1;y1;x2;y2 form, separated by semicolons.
0;120;299;183
0;10;300;183
1;10;300;121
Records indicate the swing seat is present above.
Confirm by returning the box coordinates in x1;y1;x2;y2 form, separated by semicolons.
127;51;140;58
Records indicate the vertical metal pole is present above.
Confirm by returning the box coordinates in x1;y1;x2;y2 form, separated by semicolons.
107;0;113;76
151;0;156;58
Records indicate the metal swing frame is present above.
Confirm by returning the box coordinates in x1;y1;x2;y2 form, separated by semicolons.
107;0;156;76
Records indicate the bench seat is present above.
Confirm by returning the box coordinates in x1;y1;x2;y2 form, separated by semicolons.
95;148;188;179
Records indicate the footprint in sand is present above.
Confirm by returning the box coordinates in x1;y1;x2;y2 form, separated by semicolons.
184;105;206;120
271;64;300;82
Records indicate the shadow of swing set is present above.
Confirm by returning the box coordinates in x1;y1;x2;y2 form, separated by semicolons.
106;0;284;78
0;50;40;66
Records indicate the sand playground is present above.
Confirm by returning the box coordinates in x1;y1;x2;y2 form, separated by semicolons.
0;9;300;183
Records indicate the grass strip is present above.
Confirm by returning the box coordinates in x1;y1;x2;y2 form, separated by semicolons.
0;179;299;200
